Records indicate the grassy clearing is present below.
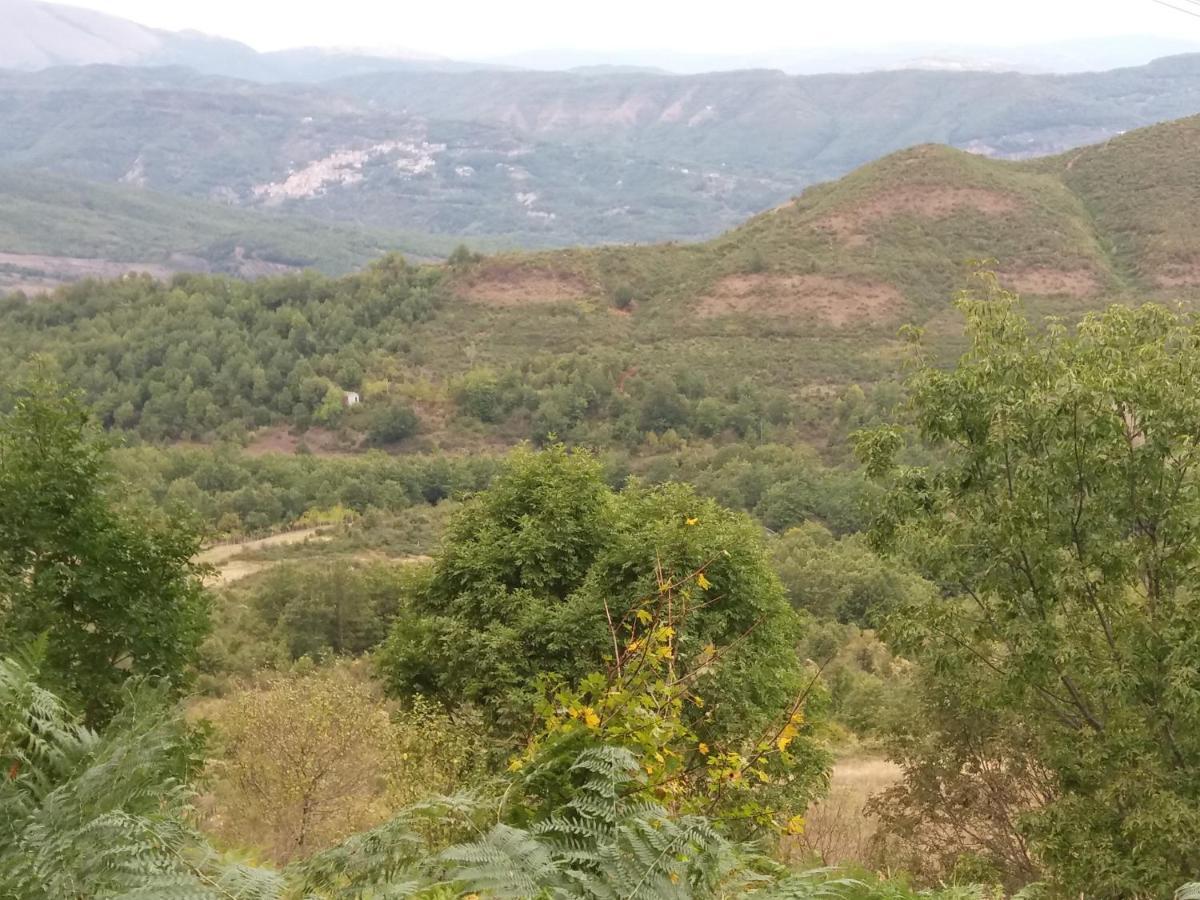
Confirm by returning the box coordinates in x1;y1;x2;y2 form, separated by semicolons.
790;754;902;868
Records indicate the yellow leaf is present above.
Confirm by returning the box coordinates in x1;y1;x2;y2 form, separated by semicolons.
785;815;805;836
698;742;709;755
692;695;705;708
636;609;653;624
583;707;600;728
776;724;796;754
685;517;699;526
669;872;680;884
696;573;712;591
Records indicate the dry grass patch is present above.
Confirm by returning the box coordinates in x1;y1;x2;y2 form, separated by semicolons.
196;528;330;586
792;754;902;867
1000;267;1101;298
698;273;905;326
458;264;594;307
1155;261;1200;288
244;426;351;456
820;186;1022;245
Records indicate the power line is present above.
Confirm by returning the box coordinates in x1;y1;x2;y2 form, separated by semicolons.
1150;0;1200;17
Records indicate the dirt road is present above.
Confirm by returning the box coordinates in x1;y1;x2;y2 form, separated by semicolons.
196;528;328;586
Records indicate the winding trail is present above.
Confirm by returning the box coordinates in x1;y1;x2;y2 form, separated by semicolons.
196;528;328;586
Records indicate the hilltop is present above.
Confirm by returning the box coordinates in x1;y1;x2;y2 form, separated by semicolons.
4;116;1200;451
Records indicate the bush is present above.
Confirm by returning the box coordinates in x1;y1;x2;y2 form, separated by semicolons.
366;401;420;445
611;284;635;309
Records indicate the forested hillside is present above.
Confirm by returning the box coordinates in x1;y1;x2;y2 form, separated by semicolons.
8;81;1200;899
7;289;1200;896
5;117;1200;449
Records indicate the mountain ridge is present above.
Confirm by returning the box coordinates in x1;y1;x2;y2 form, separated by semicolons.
4;1;1200;78
8;55;1200;249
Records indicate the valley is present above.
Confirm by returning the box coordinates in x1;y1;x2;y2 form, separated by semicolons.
7;4;1200;895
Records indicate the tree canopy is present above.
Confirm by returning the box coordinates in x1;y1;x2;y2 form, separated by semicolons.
377;445;812;745
0;381;209;723
858;286;1200;896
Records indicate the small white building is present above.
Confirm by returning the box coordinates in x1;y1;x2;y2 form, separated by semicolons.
343;391;361;408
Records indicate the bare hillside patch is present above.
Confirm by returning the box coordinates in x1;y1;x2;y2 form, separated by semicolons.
458;265;593;307
0;252;176;293
1155;262;1200;288
820;187;1022;244
698;273;904;326
245;426;351;456
1001;267;1100;298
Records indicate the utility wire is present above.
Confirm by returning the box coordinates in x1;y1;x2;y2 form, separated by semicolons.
1150;0;1200;17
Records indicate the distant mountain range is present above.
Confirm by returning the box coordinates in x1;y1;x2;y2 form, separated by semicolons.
6;54;1200;257
7;0;1200;276
0;0;495;80
4;0;1200;78
483;36;1200;76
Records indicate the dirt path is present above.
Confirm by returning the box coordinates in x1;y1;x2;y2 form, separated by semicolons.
196;529;435;586
196;528;329;586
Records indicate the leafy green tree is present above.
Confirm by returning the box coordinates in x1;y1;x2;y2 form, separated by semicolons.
238;561;405;660
857;286;1200;896
0;381;209;723
511;563;829;836
377;445;812;750
770;522;933;624
454;368;504;422
365;401;420;445
610;284;636;310
638;374;689;434
313;383;346;427
447;243;482;268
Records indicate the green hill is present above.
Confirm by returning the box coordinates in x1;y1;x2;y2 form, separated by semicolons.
1049;116;1200;289
4;116;1200;452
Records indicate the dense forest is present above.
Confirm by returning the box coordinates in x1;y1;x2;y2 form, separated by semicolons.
0;251;902;455
4;272;1200;897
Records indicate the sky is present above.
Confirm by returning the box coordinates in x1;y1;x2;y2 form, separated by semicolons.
48;0;1200;58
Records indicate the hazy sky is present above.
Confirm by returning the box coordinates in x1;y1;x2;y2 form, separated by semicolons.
55;0;1200;57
